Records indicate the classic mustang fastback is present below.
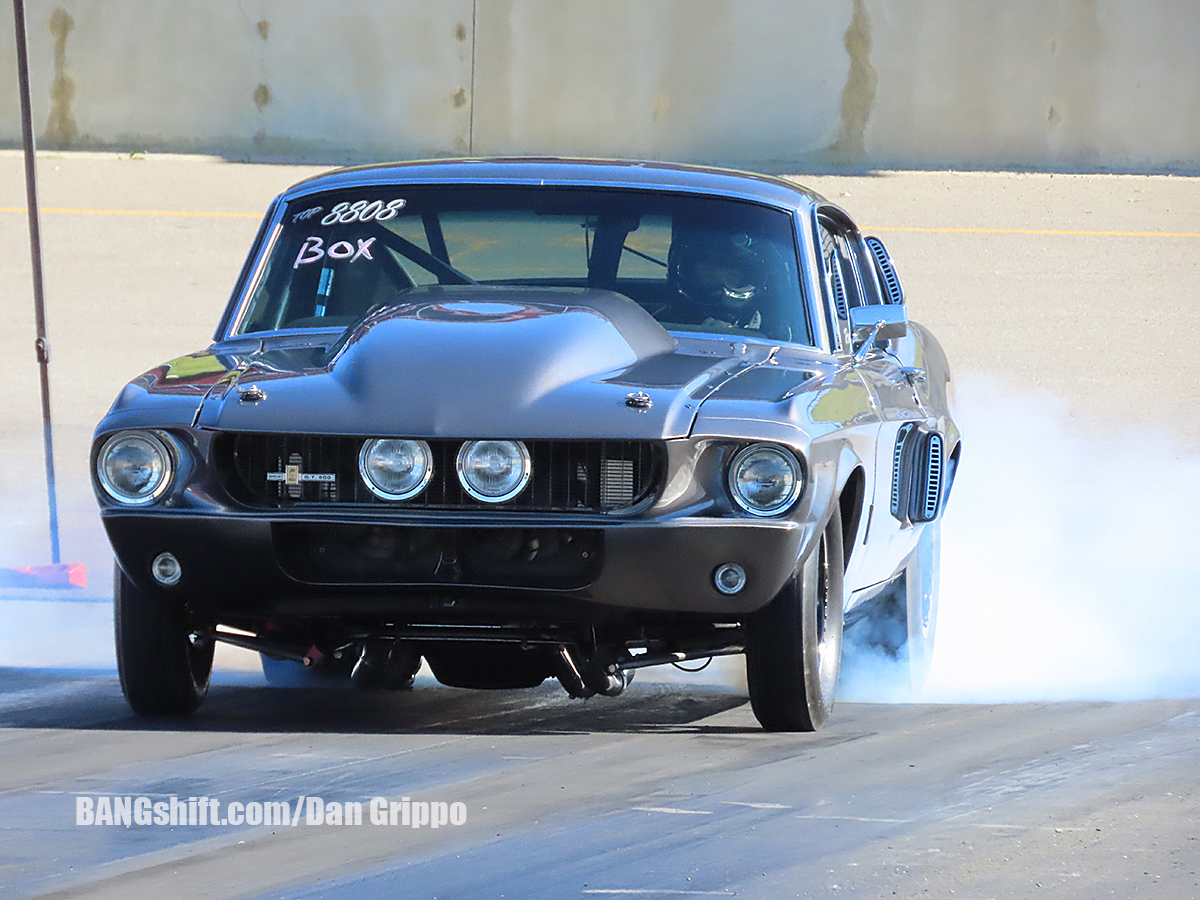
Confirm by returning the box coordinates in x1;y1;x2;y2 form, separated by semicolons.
93;159;959;731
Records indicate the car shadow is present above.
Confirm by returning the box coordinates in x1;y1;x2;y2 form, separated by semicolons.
0;667;760;736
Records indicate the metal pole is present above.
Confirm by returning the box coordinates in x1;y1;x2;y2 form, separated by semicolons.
12;0;61;564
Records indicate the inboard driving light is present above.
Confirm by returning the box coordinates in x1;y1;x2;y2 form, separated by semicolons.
96;431;173;505
359;438;433;500
456;440;531;502
728;443;803;516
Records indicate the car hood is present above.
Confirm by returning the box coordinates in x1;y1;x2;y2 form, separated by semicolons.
183;287;773;440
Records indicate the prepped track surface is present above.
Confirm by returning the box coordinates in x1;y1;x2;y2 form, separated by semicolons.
1;155;1198;898
2;670;1199;900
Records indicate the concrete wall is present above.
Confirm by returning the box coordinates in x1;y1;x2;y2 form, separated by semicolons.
0;0;1196;172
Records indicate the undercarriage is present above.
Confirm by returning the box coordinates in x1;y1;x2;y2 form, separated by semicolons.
209;619;746;699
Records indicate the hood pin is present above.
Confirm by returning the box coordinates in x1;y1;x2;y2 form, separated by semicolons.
625;391;652;411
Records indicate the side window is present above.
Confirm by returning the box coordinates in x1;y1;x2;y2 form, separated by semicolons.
818;222;867;349
817;225;842;350
818;214;882;351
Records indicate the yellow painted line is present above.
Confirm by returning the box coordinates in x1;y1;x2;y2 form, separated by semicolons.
0;206;260;219
871;224;1200;238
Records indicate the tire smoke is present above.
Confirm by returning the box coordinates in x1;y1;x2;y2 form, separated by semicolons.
845;372;1200;703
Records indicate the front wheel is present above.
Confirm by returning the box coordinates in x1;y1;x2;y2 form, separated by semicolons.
114;565;213;716
745;505;845;732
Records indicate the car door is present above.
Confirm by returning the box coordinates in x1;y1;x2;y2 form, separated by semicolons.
817;210;937;594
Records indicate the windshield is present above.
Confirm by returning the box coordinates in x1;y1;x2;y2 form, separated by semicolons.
233;186;811;345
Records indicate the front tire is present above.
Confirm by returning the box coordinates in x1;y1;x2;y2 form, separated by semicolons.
114;565;213;716
745;505;845;732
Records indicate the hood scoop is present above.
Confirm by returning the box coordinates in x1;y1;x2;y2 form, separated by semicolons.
201;287;718;439
331;287;675;409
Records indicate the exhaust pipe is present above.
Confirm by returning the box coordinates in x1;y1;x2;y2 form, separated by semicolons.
555;646;627;699
351;640;422;691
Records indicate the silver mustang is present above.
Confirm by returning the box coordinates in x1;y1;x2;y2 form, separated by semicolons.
92;159;960;731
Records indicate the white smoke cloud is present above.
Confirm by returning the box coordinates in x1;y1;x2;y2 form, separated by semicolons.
845;372;1200;703
0;599;115;669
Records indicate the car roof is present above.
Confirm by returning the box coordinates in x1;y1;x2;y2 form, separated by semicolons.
281;158;826;209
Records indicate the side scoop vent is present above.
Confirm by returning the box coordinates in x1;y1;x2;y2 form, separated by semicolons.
921;433;943;522
890;423;915;520
891;425;948;525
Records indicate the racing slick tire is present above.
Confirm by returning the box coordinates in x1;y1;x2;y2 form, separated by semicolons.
900;519;940;691
745;505;845;732
840;518;940;695
114;564;213;716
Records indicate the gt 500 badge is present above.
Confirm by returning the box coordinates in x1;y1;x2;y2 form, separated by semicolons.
268;466;336;486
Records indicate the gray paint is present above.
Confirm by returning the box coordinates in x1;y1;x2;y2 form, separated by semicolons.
204;287;718;440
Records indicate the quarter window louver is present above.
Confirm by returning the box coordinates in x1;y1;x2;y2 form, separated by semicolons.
865;235;903;306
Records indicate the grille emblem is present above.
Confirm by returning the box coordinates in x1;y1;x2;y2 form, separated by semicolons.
267;469;336;484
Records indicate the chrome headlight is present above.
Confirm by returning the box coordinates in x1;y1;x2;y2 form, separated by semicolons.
456;440;531;503
359;438;433;500
728;443;803;516
96;431;173;505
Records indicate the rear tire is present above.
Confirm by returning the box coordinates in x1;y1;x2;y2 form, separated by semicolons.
842;519;940;694
901;520;940;690
114;565;213;716
745;505;845;732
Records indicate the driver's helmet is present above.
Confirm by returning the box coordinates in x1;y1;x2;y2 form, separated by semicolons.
668;229;769;312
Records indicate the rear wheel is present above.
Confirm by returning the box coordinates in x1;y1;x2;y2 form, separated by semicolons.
900;520;940;690
842;519;940;693
114;565;213;716
745;505;845;731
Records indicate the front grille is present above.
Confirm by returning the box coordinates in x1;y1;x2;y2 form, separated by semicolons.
218;433;661;513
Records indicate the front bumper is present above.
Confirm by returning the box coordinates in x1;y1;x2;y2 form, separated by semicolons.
102;511;811;622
